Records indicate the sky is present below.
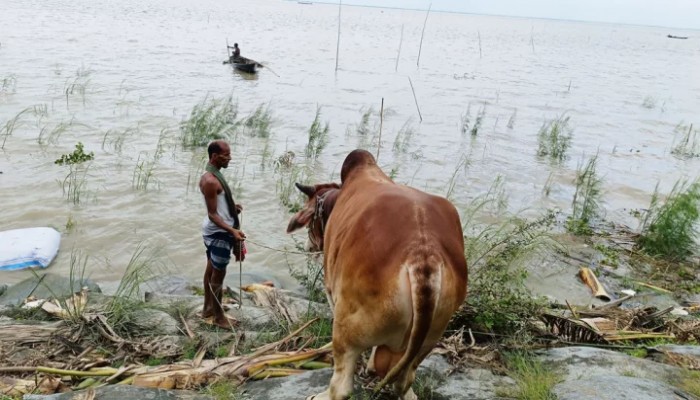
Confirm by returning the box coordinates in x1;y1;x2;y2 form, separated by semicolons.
335;0;700;30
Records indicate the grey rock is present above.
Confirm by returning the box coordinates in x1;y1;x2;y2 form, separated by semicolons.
652;344;700;366
23;385;212;400
229;305;276;329
0;273;100;306
131;308;181;335
141;275;196;297
431;367;516;400
242;369;332;400
225;273;285;291
553;375;688;400
536;347;685;383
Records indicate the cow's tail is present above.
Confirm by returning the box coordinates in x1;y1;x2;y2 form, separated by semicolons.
374;260;441;393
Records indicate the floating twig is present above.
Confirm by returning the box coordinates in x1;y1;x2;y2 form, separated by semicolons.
395;24;404;72
335;0;342;71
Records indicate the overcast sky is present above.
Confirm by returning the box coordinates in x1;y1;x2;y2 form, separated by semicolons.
336;0;699;30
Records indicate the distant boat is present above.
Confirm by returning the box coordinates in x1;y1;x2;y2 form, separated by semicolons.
667;34;688;39
298;1;313;4
229;57;259;73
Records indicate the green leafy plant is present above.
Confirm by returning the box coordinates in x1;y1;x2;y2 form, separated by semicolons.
55;142;94;165
637;180;700;260
537;115;573;163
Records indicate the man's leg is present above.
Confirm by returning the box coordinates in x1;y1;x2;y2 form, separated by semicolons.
210;266;234;328
202;257;214;319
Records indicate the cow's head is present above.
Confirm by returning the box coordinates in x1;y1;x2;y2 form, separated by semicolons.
286;182;340;252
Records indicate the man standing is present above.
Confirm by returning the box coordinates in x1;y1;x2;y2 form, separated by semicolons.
200;140;246;328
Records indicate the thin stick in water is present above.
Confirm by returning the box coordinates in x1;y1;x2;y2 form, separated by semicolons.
530;26;536;53
478;31;482;59
395;24;404;72
416;2;432;67
408;77;423;122
377;98;384;162
335;0;342;71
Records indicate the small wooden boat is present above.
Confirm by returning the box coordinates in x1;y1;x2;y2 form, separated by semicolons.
231;57;258;73
667;34;688;39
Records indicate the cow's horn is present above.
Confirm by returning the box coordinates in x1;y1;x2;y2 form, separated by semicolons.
295;182;315;197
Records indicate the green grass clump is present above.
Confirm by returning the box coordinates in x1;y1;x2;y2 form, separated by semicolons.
502;352;561;400
305;106;329;160
536;115;573;163
55;142;94;165
453;178;557;336
637;180;700;261
671;123;699;158
56;143;94;205
201;379;242;400
566;154;603;235
180;96;239;147
242;103;273;138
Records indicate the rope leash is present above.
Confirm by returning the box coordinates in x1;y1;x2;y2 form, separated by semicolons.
244;238;323;256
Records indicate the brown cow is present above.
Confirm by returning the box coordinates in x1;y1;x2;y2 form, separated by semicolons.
287;149;468;400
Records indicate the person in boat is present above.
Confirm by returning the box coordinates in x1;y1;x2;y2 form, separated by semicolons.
229;43;241;63
199;140;246;328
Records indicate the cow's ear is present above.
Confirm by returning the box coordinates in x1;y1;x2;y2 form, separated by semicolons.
287;207;314;233
295;182;315;197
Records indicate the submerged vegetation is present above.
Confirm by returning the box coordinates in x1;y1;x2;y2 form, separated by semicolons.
55;142;95;205
672;123;699;158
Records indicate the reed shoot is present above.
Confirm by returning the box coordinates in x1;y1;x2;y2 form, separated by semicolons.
671;123;699;158
180;96;240;147
305;106;329;160
1;107;30;149
243;103;273;138
567;154;603;235
536;115;573;163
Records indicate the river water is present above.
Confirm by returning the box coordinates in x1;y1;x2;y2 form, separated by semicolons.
1;0;698;289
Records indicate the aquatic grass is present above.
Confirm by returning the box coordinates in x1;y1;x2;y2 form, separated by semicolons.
357;106;374;135
460;104;471;135
392;119;415;154
102;125;140;154
63;70;92;110
536;115;573;163
542;171;555;197
132;129;167;191
305;106;329;160
180;95;240;147
445;154;471;200
641;96;656;109
671;123;699;158
38;119;93;148
1;107;31;149
276;162;310;213
566;153;604;235
0;75;17;94
637;179;700;261
186;150;208;194
242;102;273;138
501;352;561;400
56;142;94;205
507;108;517;129
470;105;486;137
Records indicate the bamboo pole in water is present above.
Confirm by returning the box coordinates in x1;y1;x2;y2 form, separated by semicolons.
408;77;422;122
335;0;342;71
478;31;482;58
395;24;404;72
416;3;432;67
377;98;384;162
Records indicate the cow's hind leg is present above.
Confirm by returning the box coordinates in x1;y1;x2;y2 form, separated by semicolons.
306;338;361;400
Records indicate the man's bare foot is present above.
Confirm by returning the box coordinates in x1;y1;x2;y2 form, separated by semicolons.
204;315;238;329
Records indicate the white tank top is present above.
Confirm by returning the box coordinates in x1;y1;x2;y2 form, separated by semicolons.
202;191;235;236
